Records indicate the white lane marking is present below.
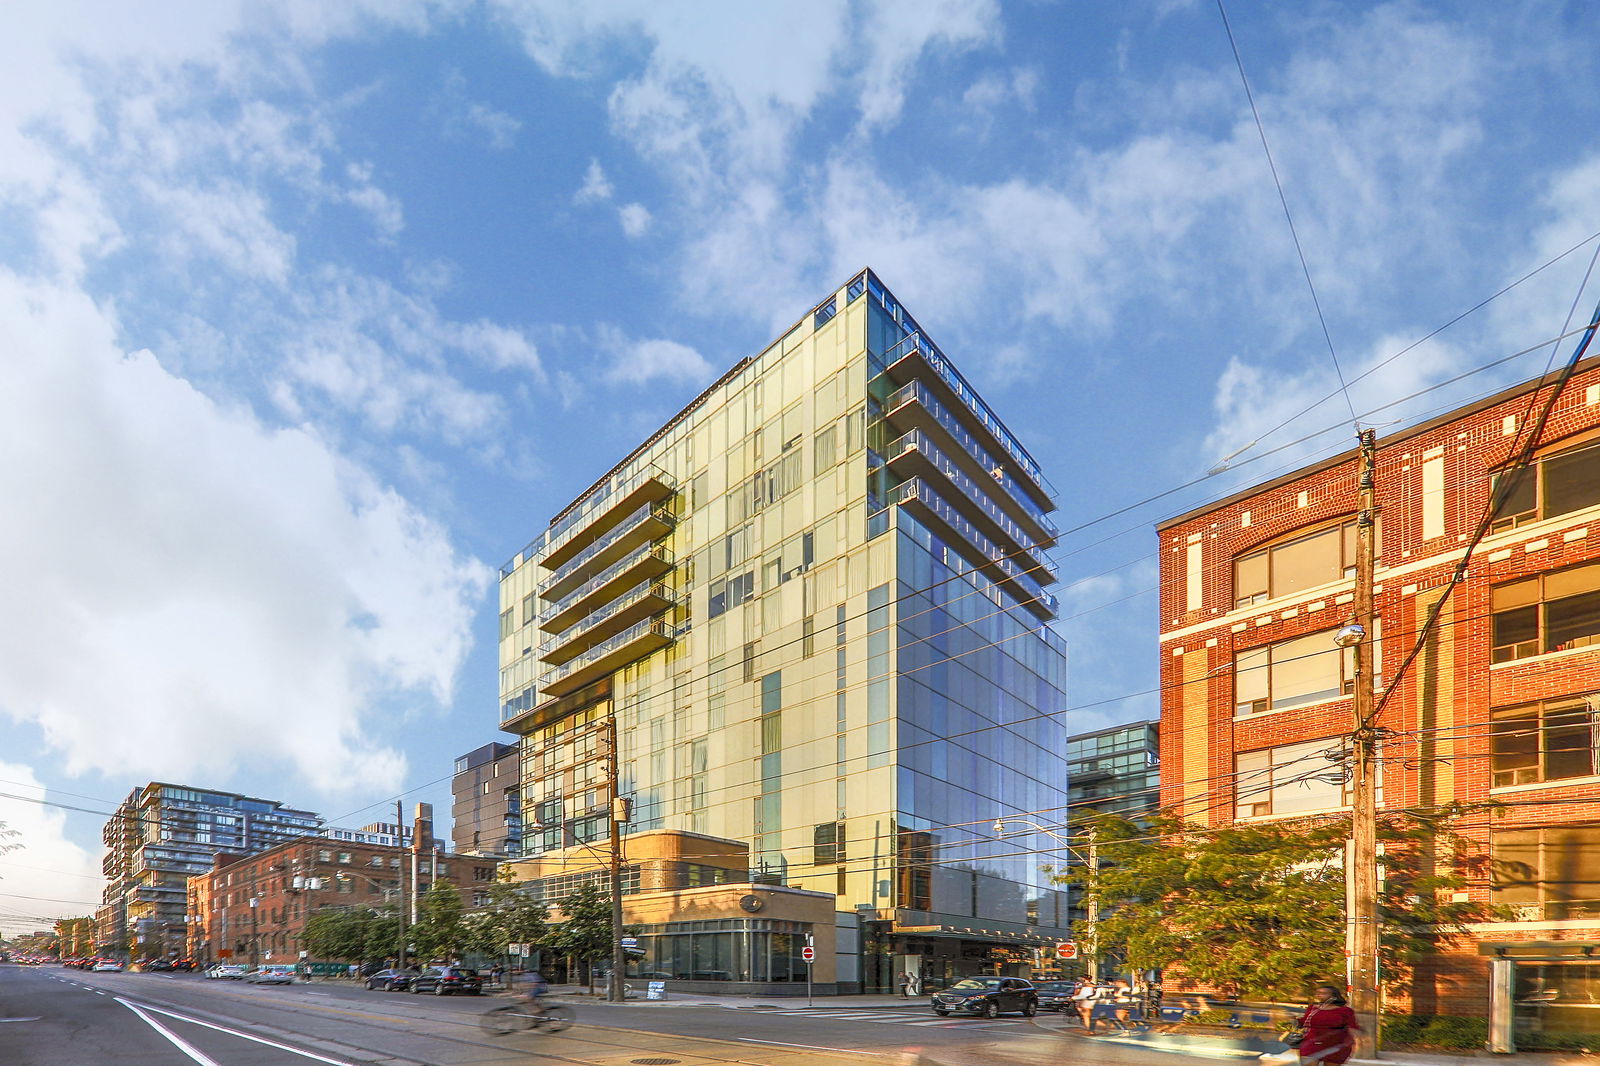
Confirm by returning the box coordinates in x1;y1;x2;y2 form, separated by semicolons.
0;1017;41;1023
118;999;359;1066
92;990;106;995
119;1001;222;1066
739;1038;885;1056
304;992;331;997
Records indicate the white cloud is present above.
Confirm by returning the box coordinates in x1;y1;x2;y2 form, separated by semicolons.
618;201;651;237
0;273;489;792
574;157;614;203
435;68;522;150
599;326;713;385
0;765;104;932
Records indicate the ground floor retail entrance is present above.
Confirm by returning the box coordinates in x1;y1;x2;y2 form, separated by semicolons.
859;920;1066;994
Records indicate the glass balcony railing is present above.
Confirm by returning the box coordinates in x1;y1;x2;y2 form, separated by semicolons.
502;465;676;577
887;380;1057;535
541;500;676;597
538;580;677;664
538;617;675;696
539;543;674;629
886;429;1057;570
888;478;1058;617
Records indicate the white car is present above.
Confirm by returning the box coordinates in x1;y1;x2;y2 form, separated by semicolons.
247;965;297;985
205;963;249;979
91;960;124;972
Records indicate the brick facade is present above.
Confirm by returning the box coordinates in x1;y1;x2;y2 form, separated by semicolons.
1156;357;1600;1016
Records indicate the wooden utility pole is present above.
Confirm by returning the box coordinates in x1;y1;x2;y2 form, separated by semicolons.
1348;428;1380;1058
396;799;408;972
607;714;627;1003
1086;829;1101;982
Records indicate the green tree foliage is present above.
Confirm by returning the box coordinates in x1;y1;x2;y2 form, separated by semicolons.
462;867;549;956
302;908;372;961
1062;807;1499;1001
549;884;615;991
410;879;466;962
364;905;406;962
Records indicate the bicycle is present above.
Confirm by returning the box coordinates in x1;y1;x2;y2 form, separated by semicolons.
479;999;575;1035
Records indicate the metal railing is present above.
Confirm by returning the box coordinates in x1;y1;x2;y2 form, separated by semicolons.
538;618;675;689
540;544;674;624
886;430;1054;561
542;500;676;591
539;581;676;659
889;479;1058;614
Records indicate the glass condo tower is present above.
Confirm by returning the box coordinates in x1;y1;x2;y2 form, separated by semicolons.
498;270;1070;990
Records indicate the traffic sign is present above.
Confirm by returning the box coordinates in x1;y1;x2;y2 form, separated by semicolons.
801;946;816;963
1055;942;1077;960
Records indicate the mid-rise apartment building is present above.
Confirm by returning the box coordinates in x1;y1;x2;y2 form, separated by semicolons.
186;808;497;968
101;782;322;958
498;269;1071;992
1067;720;1160;819
1157;357;1600;1034
452;741;522;857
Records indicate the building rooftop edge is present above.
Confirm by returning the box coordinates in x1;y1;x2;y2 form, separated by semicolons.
1155;352;1600;533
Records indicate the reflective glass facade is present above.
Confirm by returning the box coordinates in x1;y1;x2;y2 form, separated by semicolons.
499;270;1070;990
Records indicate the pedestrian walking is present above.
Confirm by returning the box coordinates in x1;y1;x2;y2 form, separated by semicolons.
1293;984;1360;1063
1072;978;1100;1032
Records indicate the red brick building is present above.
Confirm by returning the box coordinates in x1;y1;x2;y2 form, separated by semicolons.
1156;357;1600;1022
187;824;499;967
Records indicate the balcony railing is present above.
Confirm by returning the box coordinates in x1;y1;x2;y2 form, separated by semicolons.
521;466;676;571
886;430;1056;573
538;617;676;698
539;543;674;633
886;380;1057;535
539;580;677;665
888;479;1057;619
541;500;676;601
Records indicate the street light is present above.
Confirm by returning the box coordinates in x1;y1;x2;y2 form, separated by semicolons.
993;817;1099;980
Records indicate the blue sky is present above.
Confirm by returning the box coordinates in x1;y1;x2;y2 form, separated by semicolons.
3;0;1599;934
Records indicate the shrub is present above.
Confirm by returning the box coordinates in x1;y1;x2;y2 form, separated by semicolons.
1381;1014;1425;1046
1416;1015;1487;1049
1519;1031;1600;1052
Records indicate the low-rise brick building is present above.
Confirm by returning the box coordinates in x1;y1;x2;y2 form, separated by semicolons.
186;806;499;967
1156;357;1600;1029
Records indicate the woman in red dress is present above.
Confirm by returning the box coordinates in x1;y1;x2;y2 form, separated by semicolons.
1298;984;1360;1064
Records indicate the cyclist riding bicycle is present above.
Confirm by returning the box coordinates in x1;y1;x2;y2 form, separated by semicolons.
516;969;550;1015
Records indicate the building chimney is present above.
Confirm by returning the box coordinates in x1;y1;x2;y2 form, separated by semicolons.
411;802;433;854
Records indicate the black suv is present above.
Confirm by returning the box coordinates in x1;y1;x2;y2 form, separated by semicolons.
931;977;1039;1018
409;966;483;996
365;968;412;991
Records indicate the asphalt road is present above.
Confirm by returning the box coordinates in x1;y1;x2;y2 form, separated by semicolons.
0;964;1240;1066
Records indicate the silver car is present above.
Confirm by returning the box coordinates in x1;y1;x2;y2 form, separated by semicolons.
247;964;297;985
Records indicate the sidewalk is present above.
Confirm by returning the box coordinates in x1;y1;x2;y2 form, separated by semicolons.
553;986;929;1009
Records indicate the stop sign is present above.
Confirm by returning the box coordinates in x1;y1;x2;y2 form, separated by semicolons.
1055;942;1077;959
801;946;816;962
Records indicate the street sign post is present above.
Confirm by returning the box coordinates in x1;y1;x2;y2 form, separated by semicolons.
1055;942;1077;960
803;936;815;1007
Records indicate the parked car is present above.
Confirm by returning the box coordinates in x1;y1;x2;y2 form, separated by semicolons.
931;977;1038;1018
364;968;412;992
142;958;174;972
91;959;125;973
172;958;196;972
247;965;297;985
205;963;250;980
409;966;482;996
1032;979;1078;1013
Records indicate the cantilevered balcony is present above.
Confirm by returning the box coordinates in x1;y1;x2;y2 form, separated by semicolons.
539;617;676;698
885;430;1057;575
532;467;677;572
879;339;1053;508
541;500;677;602
889;478;1057;620
885;380;1057;542
538;580;677;666
539;543;674;633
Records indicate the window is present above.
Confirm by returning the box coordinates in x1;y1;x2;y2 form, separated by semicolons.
1234;737;1350;819
337;852;351;865
522;593;536;626
1234;628;1354;715
724;525;752;571
1492;695;1600;787
1492;825;1600;919
1233;519;1359;607
709;572;754;619
1491;437;1600;532
499;608;515;640
1492;563;1600;662
813;822;846;865
815;426;838;471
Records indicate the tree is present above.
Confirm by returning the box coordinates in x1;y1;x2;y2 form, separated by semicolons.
549;884;615;993
410;879;466;962
462;868;549;961
1062;806;1499;1001
303;908;371;961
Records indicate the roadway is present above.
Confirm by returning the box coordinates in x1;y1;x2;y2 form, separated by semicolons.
0;963;1241;1066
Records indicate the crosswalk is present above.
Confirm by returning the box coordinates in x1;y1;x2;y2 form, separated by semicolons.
735;1007;1055;1029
